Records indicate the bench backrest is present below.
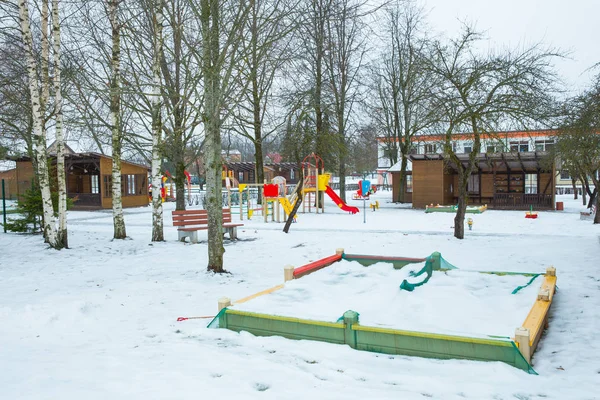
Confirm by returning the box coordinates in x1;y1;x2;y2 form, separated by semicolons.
172;208;232;227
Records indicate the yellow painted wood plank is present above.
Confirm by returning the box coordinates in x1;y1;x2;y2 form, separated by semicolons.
521;274;556;347
352;325;512;347
225;309;344;329
233;284;284;305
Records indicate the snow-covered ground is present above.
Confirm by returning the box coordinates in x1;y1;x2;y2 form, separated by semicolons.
234;260;541;338
1;192;599;399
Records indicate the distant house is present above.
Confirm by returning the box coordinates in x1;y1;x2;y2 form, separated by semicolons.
223;162;301;185
408;152;556;210
11;149;150;210
0;167;17;200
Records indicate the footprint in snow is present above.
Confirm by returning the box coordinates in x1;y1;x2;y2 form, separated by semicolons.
254;383;269;392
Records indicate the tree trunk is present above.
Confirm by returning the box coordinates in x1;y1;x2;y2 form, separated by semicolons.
173;111;186;211
571;178;578;199
109;0;126;239
174;160;186;210
52;0;68;249
202;0;225;273
254;139;265;204
151;0;164;242
339;159;346;202
594;188;600;225
453;172;467;239
588;188;597;209
18;0;58;248
397;155;408;203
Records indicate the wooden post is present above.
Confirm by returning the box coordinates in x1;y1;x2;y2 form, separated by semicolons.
546;266;556;276
284;265;294;282
335;248;344;256
515;327;531;363
218;297;231;312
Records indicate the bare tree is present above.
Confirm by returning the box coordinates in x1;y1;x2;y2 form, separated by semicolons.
231;0;294;190
107;0;127;239
17;0;59;247
150;0;165;240
370;2;436;202
51;0;68;248
325;0;367;201
555;77;600;223
427;26;559;239
190;0;249;272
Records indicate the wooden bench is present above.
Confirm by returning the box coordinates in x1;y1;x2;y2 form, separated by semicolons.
172;208;244;243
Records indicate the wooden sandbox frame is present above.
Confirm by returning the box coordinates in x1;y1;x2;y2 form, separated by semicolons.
210;250;556;374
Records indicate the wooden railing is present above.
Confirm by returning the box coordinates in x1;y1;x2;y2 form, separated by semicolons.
69;193;101;207
492;193;553;210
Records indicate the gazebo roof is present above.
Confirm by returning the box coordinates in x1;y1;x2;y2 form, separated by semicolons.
408;151;554;173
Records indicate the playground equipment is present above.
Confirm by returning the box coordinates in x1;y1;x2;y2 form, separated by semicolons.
370;201;380;211
525;205;538;219
148;175;169;202
353;180;377;200
209;249;557;374
301;153;359;214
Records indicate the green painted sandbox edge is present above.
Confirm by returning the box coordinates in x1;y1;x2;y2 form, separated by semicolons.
425;207;486;214
215;309;535;374
343;254;427;269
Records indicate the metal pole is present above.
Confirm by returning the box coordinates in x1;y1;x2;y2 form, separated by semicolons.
2;179;6;233
363;195;366;224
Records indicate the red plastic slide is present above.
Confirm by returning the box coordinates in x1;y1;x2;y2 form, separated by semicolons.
324;185;359;214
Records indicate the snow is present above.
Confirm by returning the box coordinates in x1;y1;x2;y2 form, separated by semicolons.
1;192;599;399
233;260;541;338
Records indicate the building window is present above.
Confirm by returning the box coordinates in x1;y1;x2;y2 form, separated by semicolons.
463;145;472;154
290;168;295;180
238;171;244;182
126;175;136;195
525;174;538;194
535;140;555;151
510;141;529;152
248;170;255;183
451;142;458;153
560;170;570;180
91;175;99;194
467;174;479;193
405;175;413;193
424;144;437;154
103;175;112;198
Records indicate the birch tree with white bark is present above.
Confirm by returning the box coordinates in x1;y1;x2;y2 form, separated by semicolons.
51;0;68;248
108;0;127;239
151;0;165;241
17;0;60;248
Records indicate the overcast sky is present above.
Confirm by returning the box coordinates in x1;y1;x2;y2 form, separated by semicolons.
422;0;599;93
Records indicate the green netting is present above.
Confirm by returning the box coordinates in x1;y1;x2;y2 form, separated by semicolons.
511;274;542;294
207;307;227;329
399;252;458;292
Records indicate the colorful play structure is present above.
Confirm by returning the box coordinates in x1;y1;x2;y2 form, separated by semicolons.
150;170;192;202
425;204;488;213
300;153;359;215
352;180;377;200
208;249;557;374
223;153;359;223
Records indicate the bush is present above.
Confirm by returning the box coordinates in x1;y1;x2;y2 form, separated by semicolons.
4;185;73;233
